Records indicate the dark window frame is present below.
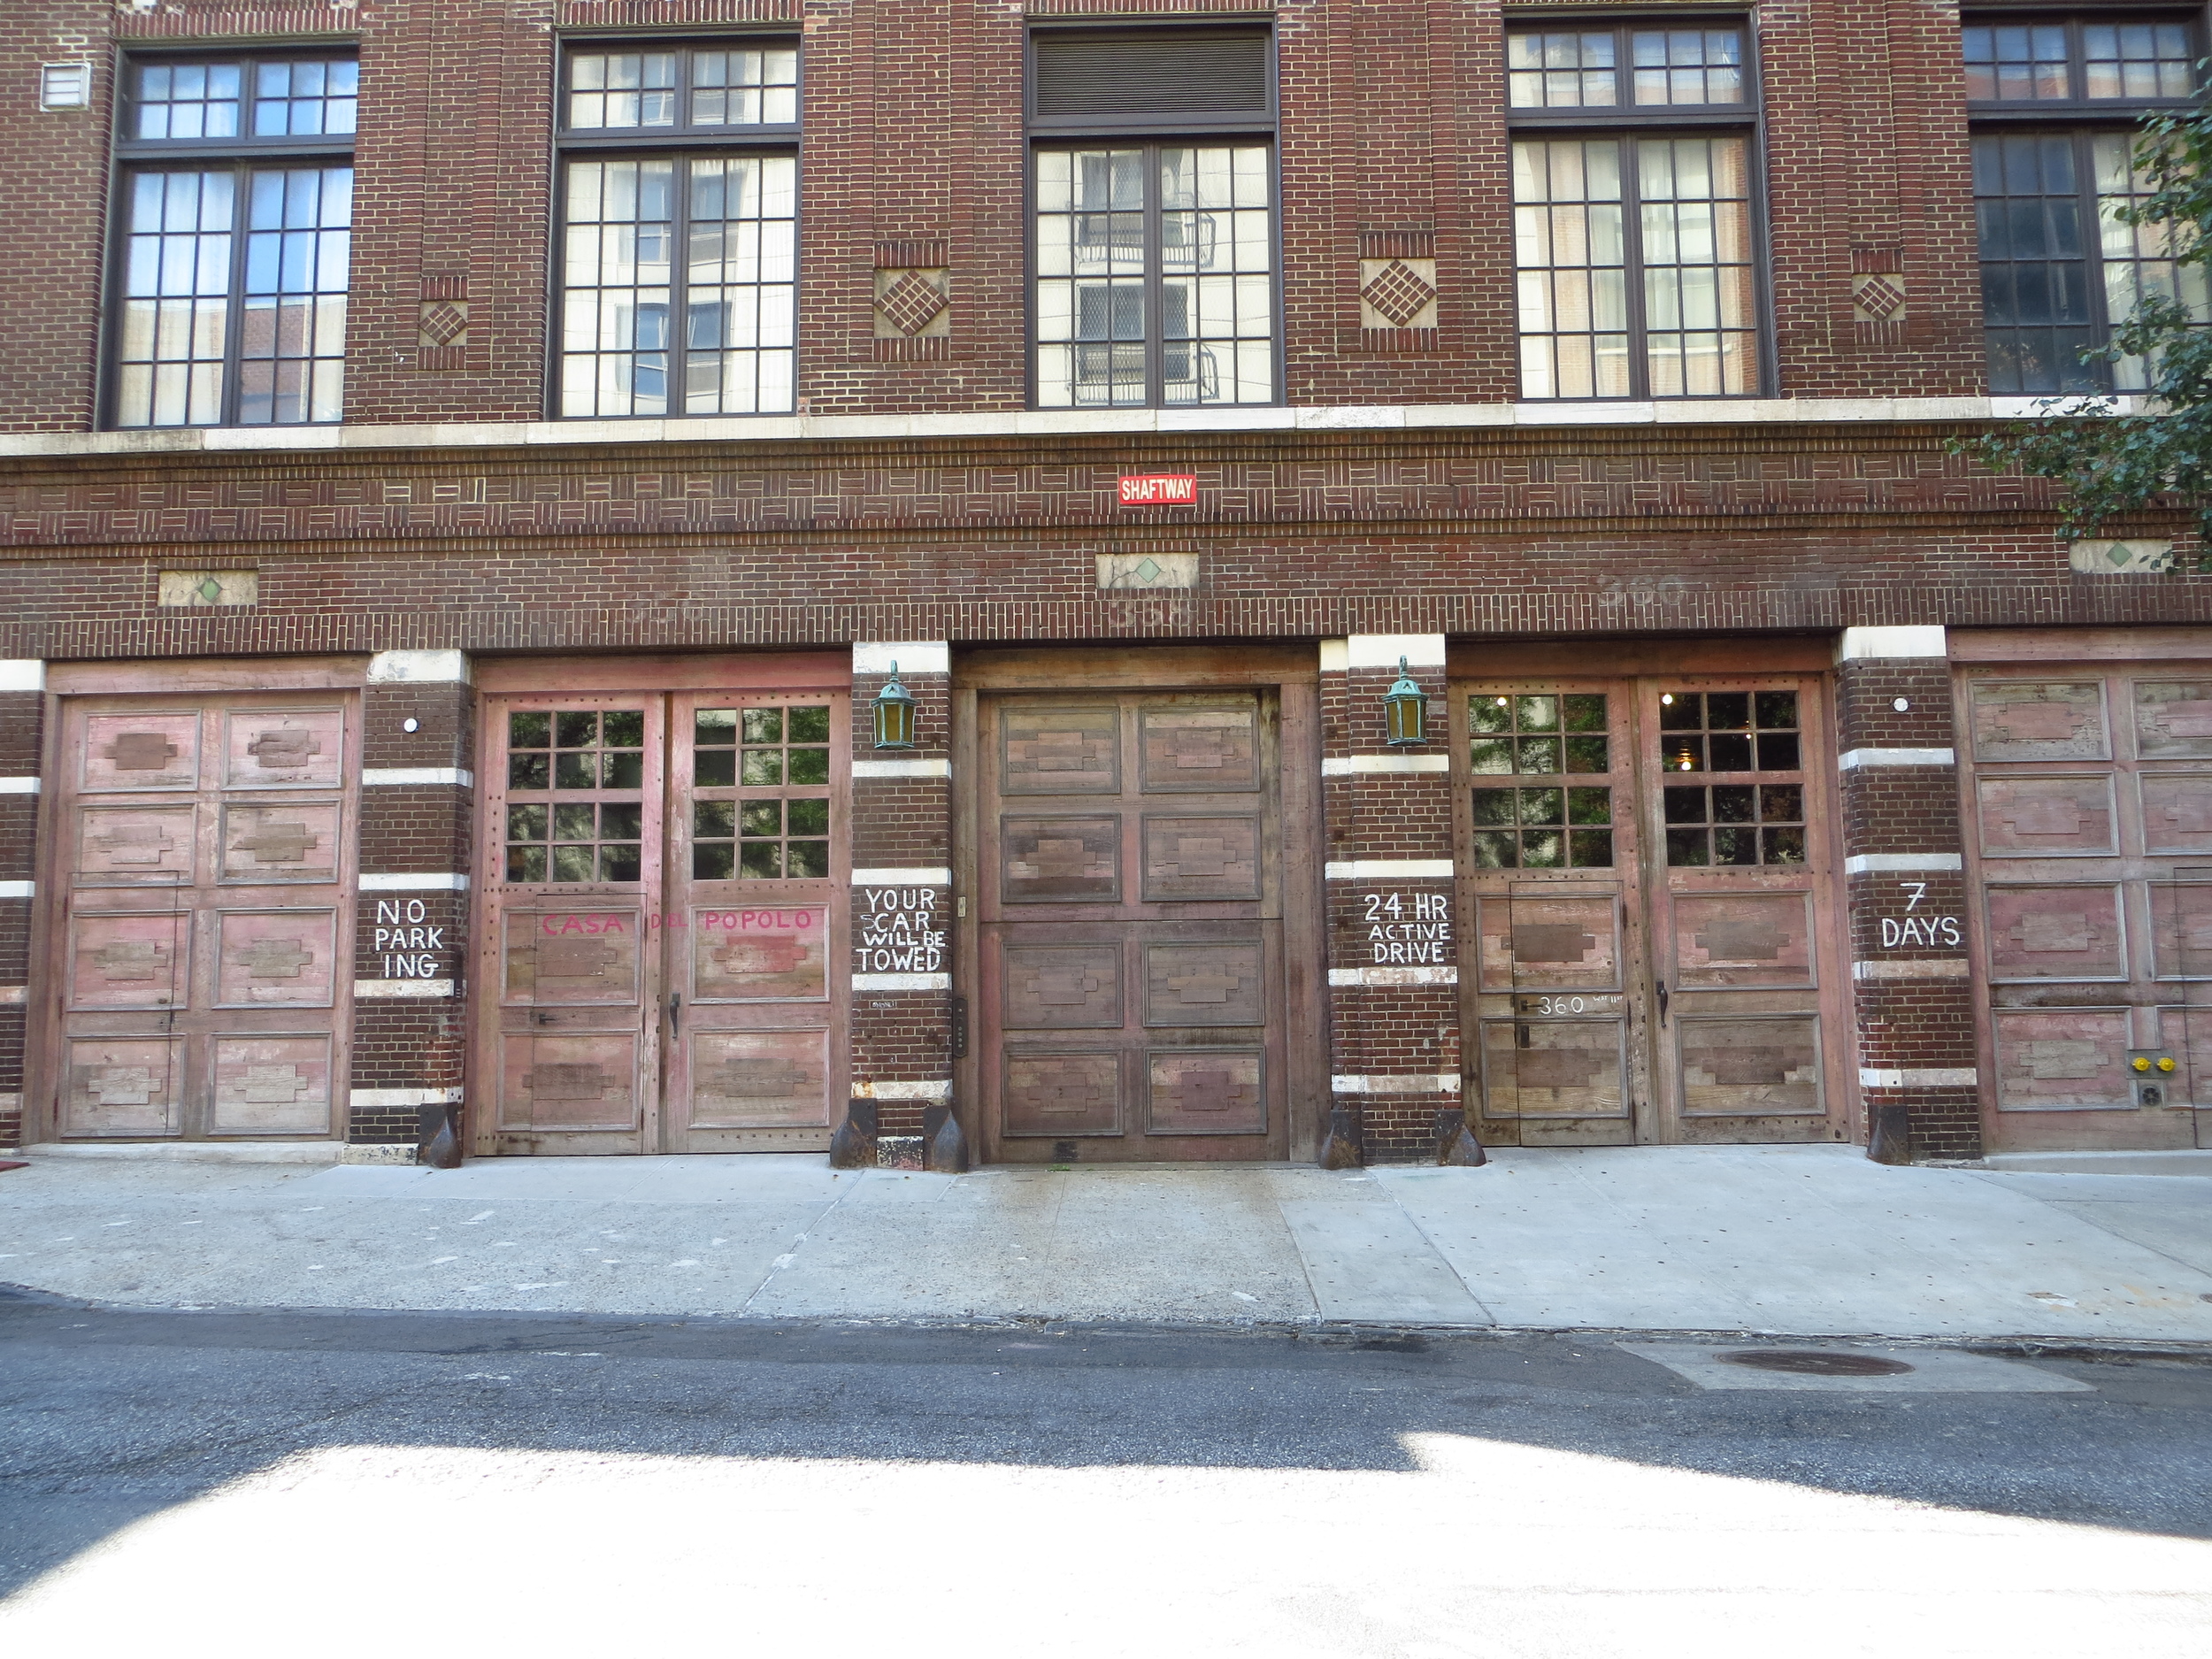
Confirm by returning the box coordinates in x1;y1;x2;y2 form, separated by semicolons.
1503;14;1774;401
1025;22;1283;411
549;33;803;421
1963;10;2207;396
103;49;358;432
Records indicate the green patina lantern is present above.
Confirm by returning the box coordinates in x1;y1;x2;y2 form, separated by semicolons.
872;661;918;750
1382;657;1429;748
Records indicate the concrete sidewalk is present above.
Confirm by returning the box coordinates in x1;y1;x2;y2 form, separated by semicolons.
3;1145;2209;1342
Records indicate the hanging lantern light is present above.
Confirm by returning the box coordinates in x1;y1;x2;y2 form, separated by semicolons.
872;662;917;750
1382;657;1429;749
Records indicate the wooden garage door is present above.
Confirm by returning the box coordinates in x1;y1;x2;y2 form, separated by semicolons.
1454;677;1849;1146
44;693;357;1141
976;690;1290;1163
476;688;849;1155
1961;667;2212;1150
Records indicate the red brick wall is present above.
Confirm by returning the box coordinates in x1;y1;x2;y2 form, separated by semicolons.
0;684;42;1148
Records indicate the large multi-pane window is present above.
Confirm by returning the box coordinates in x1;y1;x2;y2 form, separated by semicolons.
1508;24;1763;400
557;42;799;418
1965;14;2204;394
110;57;356;428
1028;27;1278;408
1033;145;1274;407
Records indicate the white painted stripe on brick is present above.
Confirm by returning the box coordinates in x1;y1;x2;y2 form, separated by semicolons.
852;972;951;992
362;767;474;787
1325;859;1455;879
851;757;951;779
1839;747;1955;770
1844;852;1963;875
0;660;44;691
1328;965;1458;986
1859;1067;1979;1089
358;872;468;890
1855;959;1971;980
1836;626;1947;662
354;979;456;998
0;880;33;899
0;776;39;794
851;867;951;886
349;1086;464;1109
853;641;949;674
1318;639;1348;673
1347;634;1446;668
1323;754;1452;774
1331;1073;1462;1094
853;1079;952;1102
0;986;25;1004
0;1091;20;1113
366;649;469;684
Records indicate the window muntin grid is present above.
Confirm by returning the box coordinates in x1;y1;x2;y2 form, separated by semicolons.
131;58;358;142
1515;136;1755;399
1508;27;1745;109
1033;144;1275;410
1656;690;1804;867
559;154;795;417
1962;19;2197;104
1973;130;2208;395
1468;694;1615;869
565;46;798;132
691;704;831;880
114;164;351;428
503;710;649;884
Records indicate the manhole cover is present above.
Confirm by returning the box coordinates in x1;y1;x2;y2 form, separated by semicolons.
1714;1349;1915;1377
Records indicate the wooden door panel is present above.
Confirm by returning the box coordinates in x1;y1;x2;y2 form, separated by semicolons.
2151;882;2212;981
1671;893;1816;989
1003;1049;1124;1138
499;1033;643;1132
502;910;644;1003
1003;941;1125;1029
2141;773;2212;854
69;911;188;1010
62;1036;183;1136
210;1033;334;1135
1969;681;2110;761
39;694;356;1144
1002;705;1121;793
2135;680;2212;756
76;803;196;883
224;707;346;789
1479;1018;1629;1119
1678;1016;1823;1117
1473;894;1624;994
1141;815;1262;902
979;687;1288;1163
689;904;830;1001
81;712;200;791
1993;1010;2133;1111
1143;940;1265;1027
687;1028;831;1130
213;909;338;1008
1001;815;1122;904
220;803;342;882
1985;885;2127;981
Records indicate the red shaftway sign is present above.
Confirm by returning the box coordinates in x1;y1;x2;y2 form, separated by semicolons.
1118;472;1198;505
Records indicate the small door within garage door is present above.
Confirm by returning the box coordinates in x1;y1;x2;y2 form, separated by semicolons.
1454;678;1849;1146
1961;668;2212;1151
478;690;849;1155
45;694;357;1141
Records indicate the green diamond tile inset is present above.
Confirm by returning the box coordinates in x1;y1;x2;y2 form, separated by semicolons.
1134;557;1162;584
196;577;224;604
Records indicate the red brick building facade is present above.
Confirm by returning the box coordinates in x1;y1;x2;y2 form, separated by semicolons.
3;0;2208;1166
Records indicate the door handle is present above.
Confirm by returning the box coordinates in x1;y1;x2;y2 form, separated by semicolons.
667;991;681;1036
1655;979;1669;1028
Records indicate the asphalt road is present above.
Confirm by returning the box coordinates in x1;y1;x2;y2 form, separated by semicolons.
2;1290;2208;1656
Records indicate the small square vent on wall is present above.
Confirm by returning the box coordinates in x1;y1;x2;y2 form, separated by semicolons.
41;64;92;111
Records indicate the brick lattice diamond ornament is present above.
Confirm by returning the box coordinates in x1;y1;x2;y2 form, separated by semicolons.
875;270;949;338
418;300;468;348
1854;273;1907;322
1361;259;1439;327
